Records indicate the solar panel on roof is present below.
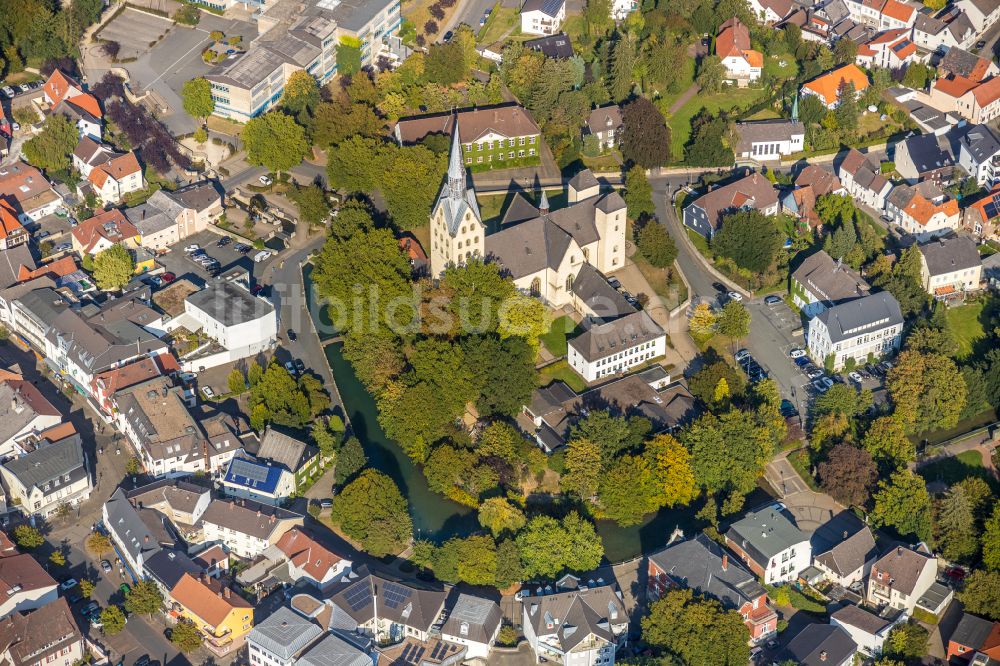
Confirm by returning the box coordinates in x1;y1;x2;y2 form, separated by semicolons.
381;581;412;609
343;582;371;611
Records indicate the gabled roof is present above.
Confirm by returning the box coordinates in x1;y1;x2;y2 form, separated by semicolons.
648;533;766;609
802;64;870;106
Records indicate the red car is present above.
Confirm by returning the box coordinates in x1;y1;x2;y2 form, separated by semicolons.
160;272;175;283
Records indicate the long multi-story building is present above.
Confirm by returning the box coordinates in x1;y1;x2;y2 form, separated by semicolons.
206;0;401;122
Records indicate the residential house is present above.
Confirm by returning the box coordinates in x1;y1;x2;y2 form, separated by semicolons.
521;574;627;666
885;180;961;237
894;132;955;184
0;598;85;666
733;119;805;161
917;233;982;297
168;573;253;656
256;428;321;491
831;604;899;658
220;456;295;506
781;624;858;666
837;148;894;210
0;430;91;518
855;29;917;69
682;173;779;238
199;498;303;559
648;533;777;644
946;612;1000;662
0;375;62;459
247;606;324;666
747;0;793;23
810;515;878;587
166;281;277;371
807;291;903;370
866;545;938;613
567;310;666;382
0;162;63;225
125;182;224;251
790;250;871;318
0;555;58;620
956;0;1000;32
0;204;27;251
525;33;575;59
717;18;763;85
327;566;447;643
440;593;502;660
523;373;696;452
954;123;1000;186
801;64;870;108
584;105;622;151
395;106;542;169
520;0;565;35
723;502;812;585
273;528;351;590
102;487;178;579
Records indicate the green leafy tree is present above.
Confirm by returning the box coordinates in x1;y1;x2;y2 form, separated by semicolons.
478;498;527;537
22;112;77;172
181;77;214;122
243;112;309;174
12;525;43;550
641;589;751;665
636;220;678;268
100;605;126;636
515;512;604;578
170;619;204;653
712;210;783;274
92;244;136;291
331;469;412;557
870;470;932;542
960;571;1000;620
124;580;164;616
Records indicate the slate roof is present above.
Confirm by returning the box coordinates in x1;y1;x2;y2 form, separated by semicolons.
327;566;447;633
725;503;809;561
831;604;892;636
522;579;626;652
870;546;934;596
792;250;871;305
918;234;981;277
248;606;322;660
2;434;86;494
814;292;903;344
783;624;858;666
648;533;766;609
441;593;502;644
568;310;664;362
187;281;275;327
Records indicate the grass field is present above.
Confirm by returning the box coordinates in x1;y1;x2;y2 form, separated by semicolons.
946;301;986;359
667;86;765;160
538;359;587;392
539;315;580;357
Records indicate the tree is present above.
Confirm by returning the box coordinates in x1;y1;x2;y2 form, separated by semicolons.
689;303;717;340
561;438;603;499
49;550;66;567
716;301;750;342
647;434;697;508
22;112;77;172
935;485;979;563
621;97;671;168
86;532;112;556
870;470;932;542
478;498;526;537
100;605;126;636
637;221;677;268
281;70;320;123
331;469;412;557
335;436;367;485
695;56;726;94
818;443;878;507
180;77;213;122
884;622;929;661
862;416;915;470
92;244;135;291
982;506;1000;571
124;580;164;616
713;210;783;274
13;525;43;550
243;112;308;174
227;368;246;395
288;184;331;227
624;166;655;219
887;350;966;433
171;619;204;653
516;512;604;578
960;571;1000;620
641;589;751;665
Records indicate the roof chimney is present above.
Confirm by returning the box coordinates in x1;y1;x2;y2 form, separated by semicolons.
721;554;728;571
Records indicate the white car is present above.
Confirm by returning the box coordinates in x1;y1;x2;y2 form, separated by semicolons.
849;371;864;384
788;348;806;359
184;244;200;253
254;250;272;263
259;175;273;186
201;386;214;399
726;291;743;302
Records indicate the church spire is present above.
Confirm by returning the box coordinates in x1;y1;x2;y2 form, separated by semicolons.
448;119;465;201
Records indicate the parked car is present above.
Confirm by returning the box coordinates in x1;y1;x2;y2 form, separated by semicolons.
764;295;782;305
788;348;806;358
100;560;112;573
848;371;864;384
184;244;200;253
254;250;272;263
735;349;751;362
60;579;78;591
201;386;214;399
258;175;273;186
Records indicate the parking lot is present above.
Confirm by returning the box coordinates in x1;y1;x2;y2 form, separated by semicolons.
155;229;278;287
96;8;175;60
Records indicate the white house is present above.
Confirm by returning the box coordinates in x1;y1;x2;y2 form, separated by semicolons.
917;233;983;296
220;456;296;506
0;554;58;620
723;503;812;585
520;0;565;35
567;310;666;382
867;545;938;614
440;593;502;660
831;605;899;658
807;292;903;371
521;575;628;666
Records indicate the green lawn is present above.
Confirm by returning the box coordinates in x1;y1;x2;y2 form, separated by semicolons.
667;86;766;160
538;359;587;393
946;302;986;360
539;315;580;357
